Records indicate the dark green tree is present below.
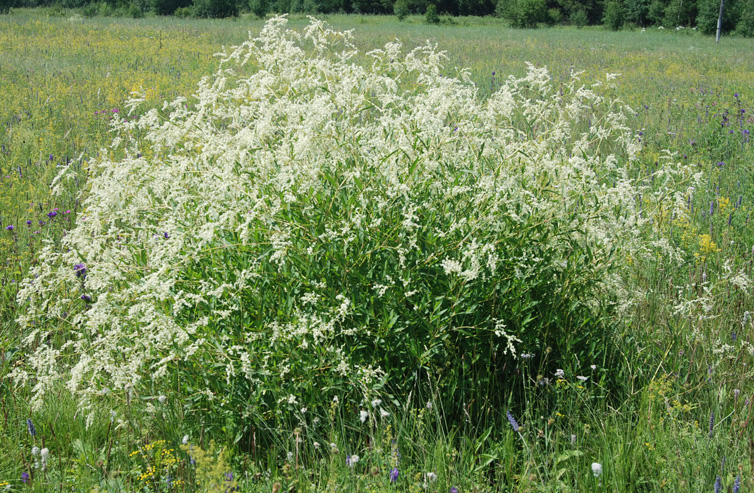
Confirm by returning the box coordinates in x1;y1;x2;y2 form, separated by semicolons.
394;0;410;18
662;0;696;26
625;0;650;25
737;0;754;36
603;0;624;29
647;0;667;24
193;0;238;17
570;5;589;24
250;0;269;17
697;0;737;34
152;0;190;14
425;2;440;22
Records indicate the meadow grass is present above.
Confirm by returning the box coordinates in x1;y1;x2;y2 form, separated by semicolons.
1;10;753;492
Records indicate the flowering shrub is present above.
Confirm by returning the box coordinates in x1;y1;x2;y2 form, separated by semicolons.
14;17;696;437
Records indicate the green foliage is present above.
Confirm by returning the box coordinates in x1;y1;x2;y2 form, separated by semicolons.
696;0;736;34
624;0;650;25
0;0;12;14
250;0;269;17
647;0;666;24
129;1;144;15
735;0;754;36
603;0;624;29
152;0;190;15
173;4;193;14
570;5;588;25
352;0;391;14
394;0;409;19
506;0;549;27
425;2;439;22
662;0;694;26
193;0;238;17
180;441;237;492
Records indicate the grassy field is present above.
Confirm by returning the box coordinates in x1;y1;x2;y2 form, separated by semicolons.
1;10;754;492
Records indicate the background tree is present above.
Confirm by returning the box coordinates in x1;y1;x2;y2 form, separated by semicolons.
425;2;440;22
394;0;409;18
737;0;754;36
193;0;237;17
603;0;624;29
625;0;650;25
696;0;737;34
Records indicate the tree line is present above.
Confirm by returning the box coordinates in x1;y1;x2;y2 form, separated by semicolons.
1;0;752;36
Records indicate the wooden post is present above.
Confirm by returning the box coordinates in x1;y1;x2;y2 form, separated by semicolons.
715;0;725;43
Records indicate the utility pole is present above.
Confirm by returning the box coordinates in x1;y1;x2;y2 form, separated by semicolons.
715;0;725;43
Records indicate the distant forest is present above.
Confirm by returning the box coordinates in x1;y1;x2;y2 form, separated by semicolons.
1;0;753;36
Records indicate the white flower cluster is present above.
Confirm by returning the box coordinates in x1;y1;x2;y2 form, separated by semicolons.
13;16;692;420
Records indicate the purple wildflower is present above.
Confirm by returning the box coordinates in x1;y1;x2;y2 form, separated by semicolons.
26;220;32;225
39;220;45;226
451;488;459;493
717;161;725;168
5;225;13;231
507;410;520;432
163;232;170;239
390;467;399;483
74;263;87;279
733;474;741;493
715;475;722;493
47;210;57;218
27;418;36;436
81;294;92;303
21;472;29;483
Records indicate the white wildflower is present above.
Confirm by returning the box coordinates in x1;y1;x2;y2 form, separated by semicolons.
360;409;369;422
591;462;602;477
